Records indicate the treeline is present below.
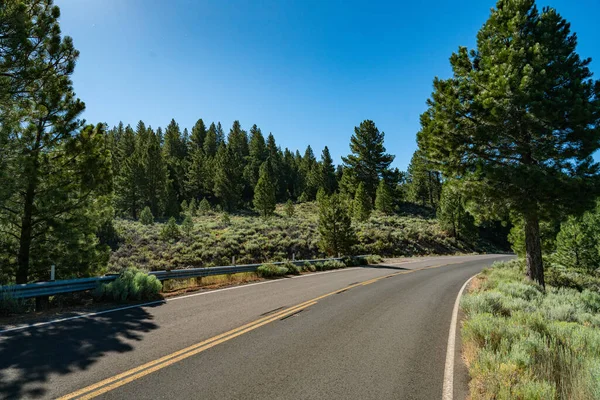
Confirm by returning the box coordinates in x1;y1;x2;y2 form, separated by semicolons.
107;118;407;221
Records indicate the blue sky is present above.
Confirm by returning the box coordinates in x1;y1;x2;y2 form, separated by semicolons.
55;0;599;170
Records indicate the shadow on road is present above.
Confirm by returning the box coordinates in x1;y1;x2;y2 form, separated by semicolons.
359;264;410;271
0;305;160;398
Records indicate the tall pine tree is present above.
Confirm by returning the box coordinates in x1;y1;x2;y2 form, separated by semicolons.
0;1;113;283
253;160;276;218
342;120;394;202
214;144;242;211
418;0;600;285
320;146;337;194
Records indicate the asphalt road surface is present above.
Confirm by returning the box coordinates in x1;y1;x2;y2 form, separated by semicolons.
0;254;513;400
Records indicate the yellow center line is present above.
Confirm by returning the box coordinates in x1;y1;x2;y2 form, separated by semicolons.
56;300;317;400
73;302;318;400
59;260;462;399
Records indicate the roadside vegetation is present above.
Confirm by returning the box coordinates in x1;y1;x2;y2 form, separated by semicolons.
109;202;497;273
462;260;600;399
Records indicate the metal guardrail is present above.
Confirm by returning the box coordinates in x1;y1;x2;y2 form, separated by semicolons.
0;257;350;299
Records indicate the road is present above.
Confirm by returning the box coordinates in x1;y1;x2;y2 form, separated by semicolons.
0;254;513;400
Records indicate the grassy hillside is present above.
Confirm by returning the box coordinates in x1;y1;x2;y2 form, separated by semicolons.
108;202;500;272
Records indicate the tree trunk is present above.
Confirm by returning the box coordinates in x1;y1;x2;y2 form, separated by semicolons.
16;150;40;284
15;123;45;284
524;214;545;287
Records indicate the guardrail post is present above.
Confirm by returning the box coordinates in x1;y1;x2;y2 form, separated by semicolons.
232;256;235;266
292;253;295;261
35;265;56;311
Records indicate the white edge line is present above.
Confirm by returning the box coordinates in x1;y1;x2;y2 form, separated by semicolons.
442;273;478;400
0;255;494;335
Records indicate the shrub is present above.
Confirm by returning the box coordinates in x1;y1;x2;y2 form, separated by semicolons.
160;217;180;241
319;193;356;256
180;200;189;215
284;200;295;218
281;261;301;275
303;262;316;272
256;263;288;278
198;198;211;214
95;267;162;302
182;215;194;237
140;206;154;225
321;260;346;271
221;213;231;226
0;288;29;316
462;261;600;400
365;255;383;264
352;182;372;222
188;198;197;216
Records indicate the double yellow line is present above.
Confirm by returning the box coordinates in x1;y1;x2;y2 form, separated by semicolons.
59;260;461;399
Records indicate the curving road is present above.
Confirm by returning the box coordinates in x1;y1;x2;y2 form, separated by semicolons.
0;254;513;400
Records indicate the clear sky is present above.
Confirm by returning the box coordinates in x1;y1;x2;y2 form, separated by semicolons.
54;0;599;170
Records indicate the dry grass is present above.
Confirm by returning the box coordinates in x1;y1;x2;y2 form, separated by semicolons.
162;272;261;296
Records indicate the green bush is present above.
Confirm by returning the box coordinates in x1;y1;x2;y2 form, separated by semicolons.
365;255;383;264
140;206;154;225
198;198;211;214
281;261;301;275
160;217;181;241
95;267;162;302
303;262;316;272
320;260;346;271
256;263;288;278
0;288;29;316
284;200;295;217
182;215;194;237
221;213;231;226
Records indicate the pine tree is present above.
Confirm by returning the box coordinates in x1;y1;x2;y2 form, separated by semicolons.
215;122;225;145
198;198;211;214
418;0;600;285
141;127;168;217
353;182;372;222
186;119;207;200
285;199;295;218
163;119;186;210
282;148;299;199
245;124;267;188
161;217;181;242
555;203;600;271
140;206;154;225
203;122;218;158
115;125;143;218
182;214;194;238
300;145;319;201
320;146;337;194
318;193;356;256
108;122;125;178
375;180;394;214
1;6;114;280
253;160;277;218
190;119;207;151
342;120;395;202
406;149;442;208
227;121;250;202
188;198;197;216
213;144;241;211
266;134;285;200
437;183;476;242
